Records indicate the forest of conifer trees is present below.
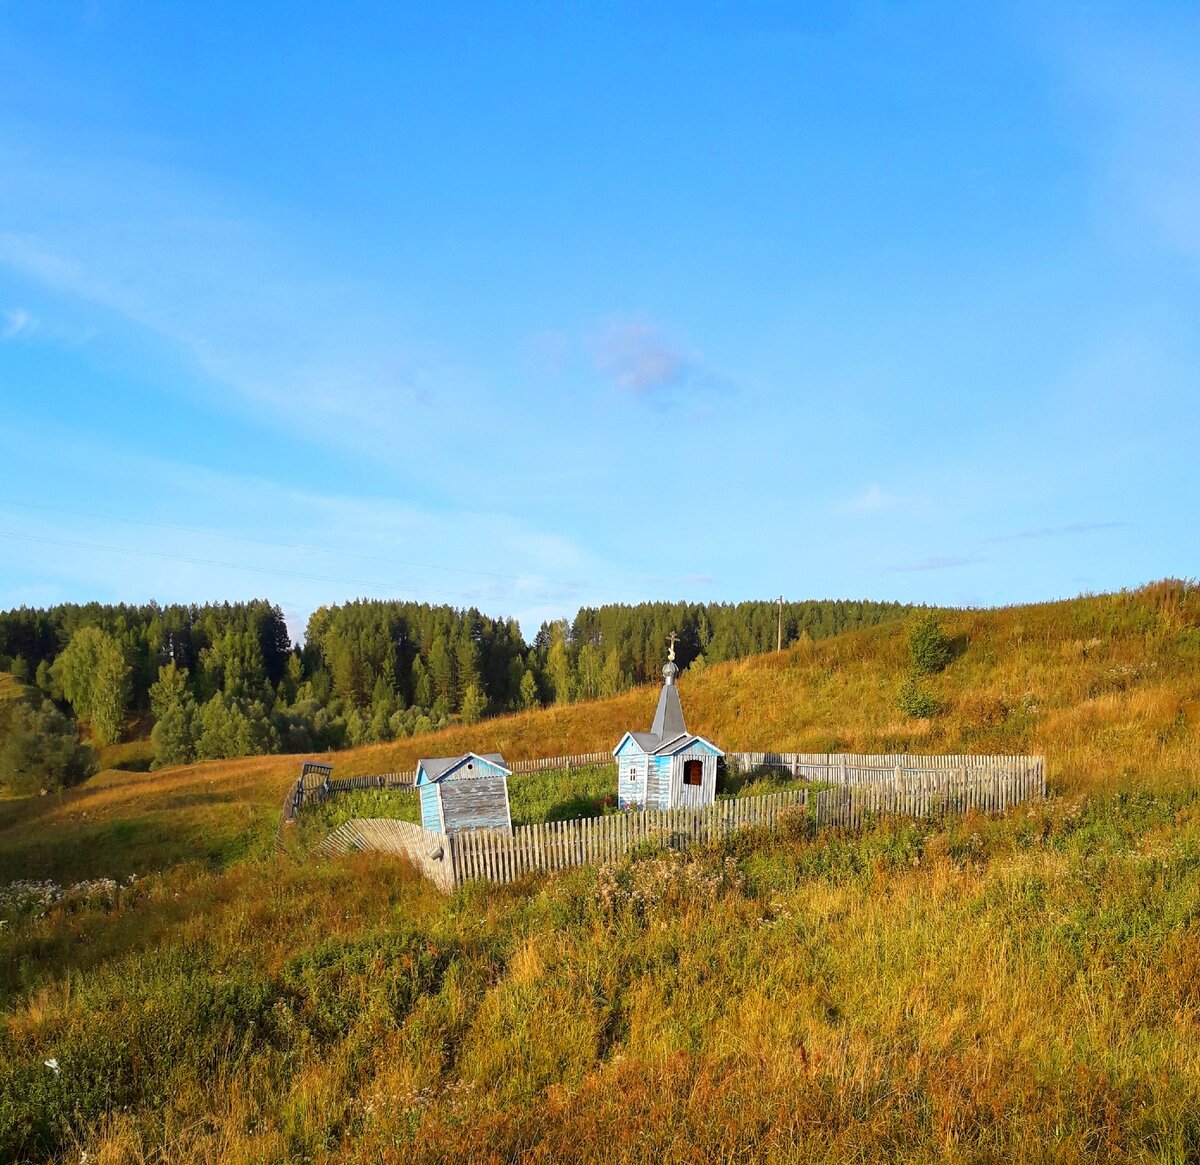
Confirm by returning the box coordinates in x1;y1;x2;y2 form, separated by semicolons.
0;595;914;780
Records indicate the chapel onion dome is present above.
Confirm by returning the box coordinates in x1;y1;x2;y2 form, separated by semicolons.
662;660;679;686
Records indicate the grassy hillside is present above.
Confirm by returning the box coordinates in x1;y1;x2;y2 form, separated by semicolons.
2;582;1200;1162
4;582;1196;883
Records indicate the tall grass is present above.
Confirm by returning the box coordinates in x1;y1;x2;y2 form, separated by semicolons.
2;581;1200;1162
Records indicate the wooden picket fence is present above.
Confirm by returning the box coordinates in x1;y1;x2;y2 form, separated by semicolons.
327;772;414;793
315;818;458;893
316;757;1046;890
726;751;1044;790
508;751;612;773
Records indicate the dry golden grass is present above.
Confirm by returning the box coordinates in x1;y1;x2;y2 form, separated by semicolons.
3;582;1200;1163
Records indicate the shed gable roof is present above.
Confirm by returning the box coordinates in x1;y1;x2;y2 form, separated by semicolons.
416;752;509;784
655;734;723;757
613;731;663;757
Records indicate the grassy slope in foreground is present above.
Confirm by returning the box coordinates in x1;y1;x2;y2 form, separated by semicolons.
3;584;1200;1161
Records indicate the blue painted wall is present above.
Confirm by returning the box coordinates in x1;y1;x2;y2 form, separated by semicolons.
420;784;441;832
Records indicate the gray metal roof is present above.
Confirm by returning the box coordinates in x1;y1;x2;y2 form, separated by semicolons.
418;752;507;782
650;682;686;742
628;732;661;753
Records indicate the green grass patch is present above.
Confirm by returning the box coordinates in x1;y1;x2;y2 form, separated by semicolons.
294;786;422;850
508;764;618;824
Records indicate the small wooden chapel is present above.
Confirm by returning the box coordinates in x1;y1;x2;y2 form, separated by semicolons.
612;634;723;810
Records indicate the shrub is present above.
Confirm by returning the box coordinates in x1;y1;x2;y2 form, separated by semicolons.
0;699;96;794
898;676;939;718
907;610;953;675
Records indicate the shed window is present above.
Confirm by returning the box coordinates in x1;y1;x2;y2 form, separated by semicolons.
683;759;703;786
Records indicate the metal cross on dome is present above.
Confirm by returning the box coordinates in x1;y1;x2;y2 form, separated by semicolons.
667;631;678;661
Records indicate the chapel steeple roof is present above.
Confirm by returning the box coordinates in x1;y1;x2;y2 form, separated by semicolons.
650;633;686;741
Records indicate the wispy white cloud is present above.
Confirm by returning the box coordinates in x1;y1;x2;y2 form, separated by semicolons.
590;320;691;394
985;522;1125;544
0;427;649;636
0;307;35;340
841;484;898;513
0;140;467;455
585;318;738;418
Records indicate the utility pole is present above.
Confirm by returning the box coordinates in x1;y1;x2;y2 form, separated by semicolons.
776;595;784;652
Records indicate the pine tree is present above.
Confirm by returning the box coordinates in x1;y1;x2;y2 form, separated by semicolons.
149;662;196;767
575;644;602;701
411;656;433;710
194;694;237;760
546;623;574;704
600;648;626;696
428;634;456;707
151;699;196;766
519;669;540;710
460;682;486;726
281;652;304;704
455;633;481;707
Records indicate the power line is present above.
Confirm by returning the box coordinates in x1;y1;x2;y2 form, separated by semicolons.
0;499;715;607
0;498;591;591
0;529;534;606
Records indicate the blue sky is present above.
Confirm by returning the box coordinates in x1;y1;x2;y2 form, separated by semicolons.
1;2;1197;641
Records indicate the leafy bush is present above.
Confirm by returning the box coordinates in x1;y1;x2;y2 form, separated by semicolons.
907;610;953;675
0;698;96;794
897;676;939;718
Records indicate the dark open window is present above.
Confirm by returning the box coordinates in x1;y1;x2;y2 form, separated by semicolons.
683;758;703;786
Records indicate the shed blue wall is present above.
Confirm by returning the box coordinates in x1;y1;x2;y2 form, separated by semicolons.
420;785;442;832
618;745;649;808
666;748;719;808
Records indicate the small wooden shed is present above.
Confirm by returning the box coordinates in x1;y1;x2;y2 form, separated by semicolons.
415;752;512;835
613;640;723;811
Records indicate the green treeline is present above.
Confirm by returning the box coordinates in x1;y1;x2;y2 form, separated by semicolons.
0;599;293;709
0;596;912;780
565;599;910;692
